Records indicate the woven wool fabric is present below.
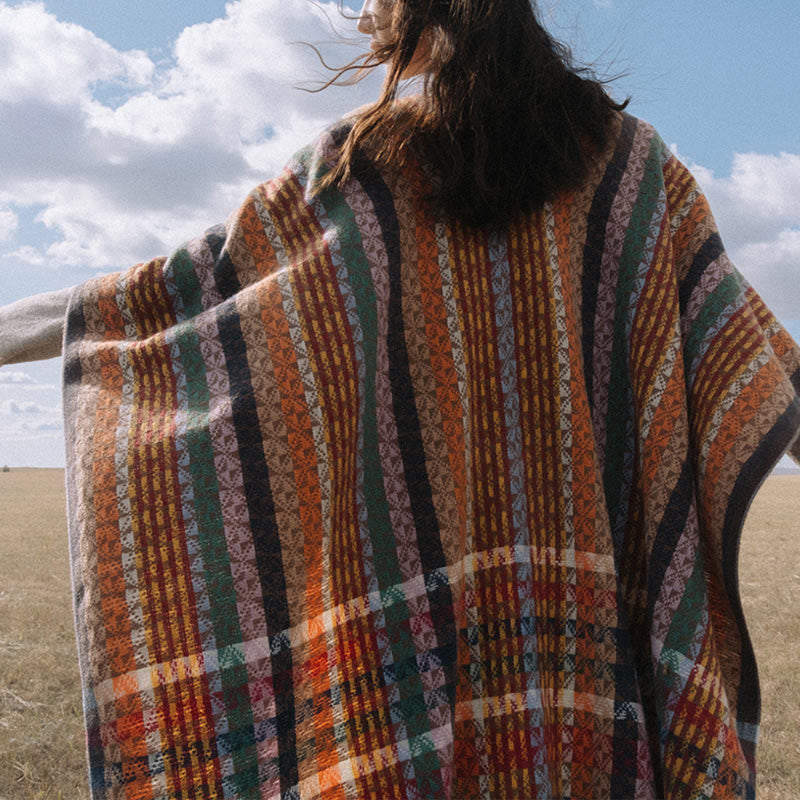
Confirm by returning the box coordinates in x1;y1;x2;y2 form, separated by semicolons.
62;113;800;800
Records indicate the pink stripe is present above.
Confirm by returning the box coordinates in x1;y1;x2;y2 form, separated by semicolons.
192;311;275;730
341;179;425;584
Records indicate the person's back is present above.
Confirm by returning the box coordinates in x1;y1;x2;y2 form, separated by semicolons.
1;1;799;798
48;108;797;798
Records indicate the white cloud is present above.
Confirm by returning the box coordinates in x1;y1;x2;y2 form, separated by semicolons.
0;0;381;271
0;1;796;325
672;147;800;320
0;207;17;241
0;2;153;105
0;396;62;440
0;370;56;389
0;370;39;385
736;228;800;307
0;398;59;415
686;152;800;250
19;418;63;432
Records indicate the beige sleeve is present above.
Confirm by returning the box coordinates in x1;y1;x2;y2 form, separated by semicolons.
0;286;75;365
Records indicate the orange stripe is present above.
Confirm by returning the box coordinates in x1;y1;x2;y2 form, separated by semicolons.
408;172;468;550
91;276;153;797
700;358;787;516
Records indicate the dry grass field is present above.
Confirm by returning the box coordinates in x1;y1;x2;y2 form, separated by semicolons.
738;475;800;800
0;468;798;799
0;469;87;800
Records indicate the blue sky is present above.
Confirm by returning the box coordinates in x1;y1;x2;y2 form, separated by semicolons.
0;0;798;467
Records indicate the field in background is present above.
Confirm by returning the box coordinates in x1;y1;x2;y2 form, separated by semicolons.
0;469;798;799
0;469;87;800
738;475;800;800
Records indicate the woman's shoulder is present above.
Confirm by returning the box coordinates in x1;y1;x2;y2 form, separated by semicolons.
607;111;669;157
592;111;692;190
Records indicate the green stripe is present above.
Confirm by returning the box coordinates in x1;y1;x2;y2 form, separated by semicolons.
171;248;205;319
655;553;707;732
171;263;259;795
661;554;706;671
682;273;742;369
317;185;440;770
604;138;665;531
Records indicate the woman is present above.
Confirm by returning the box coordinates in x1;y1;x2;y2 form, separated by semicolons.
2;0;799;797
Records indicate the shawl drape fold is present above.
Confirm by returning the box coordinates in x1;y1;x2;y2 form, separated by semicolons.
62;113;800;799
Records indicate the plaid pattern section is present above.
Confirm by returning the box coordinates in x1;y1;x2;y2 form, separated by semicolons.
62;114;800;799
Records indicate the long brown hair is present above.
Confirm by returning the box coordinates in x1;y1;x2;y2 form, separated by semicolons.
316;0;628;228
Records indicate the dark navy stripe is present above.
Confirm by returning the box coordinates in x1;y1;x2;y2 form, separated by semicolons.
646;459;694;622
65;291;87;345
722;399;800;744
790;365;800;394
207;224;241;300
353;155;458;796
358;156;458;683
63;290;87;385
580;112;638;406
609;711;639;799
216;301;299;795
678;232;724;313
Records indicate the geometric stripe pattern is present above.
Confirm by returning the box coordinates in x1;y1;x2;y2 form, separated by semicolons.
62;113;800;799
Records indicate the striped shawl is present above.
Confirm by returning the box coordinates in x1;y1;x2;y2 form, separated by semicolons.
63;113;800;799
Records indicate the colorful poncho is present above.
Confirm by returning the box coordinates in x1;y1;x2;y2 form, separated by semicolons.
62;113;800;800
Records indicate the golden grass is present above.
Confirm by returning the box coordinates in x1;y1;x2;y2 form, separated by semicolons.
0;468;797;799
738;475;800;800
0;469;87;800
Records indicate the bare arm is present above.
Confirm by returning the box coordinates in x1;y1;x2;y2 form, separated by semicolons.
0;286;75;366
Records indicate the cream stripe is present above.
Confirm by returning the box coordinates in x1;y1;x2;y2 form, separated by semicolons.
92;542;618;706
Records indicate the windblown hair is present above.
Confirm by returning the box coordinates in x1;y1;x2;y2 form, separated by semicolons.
317;0;628;228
